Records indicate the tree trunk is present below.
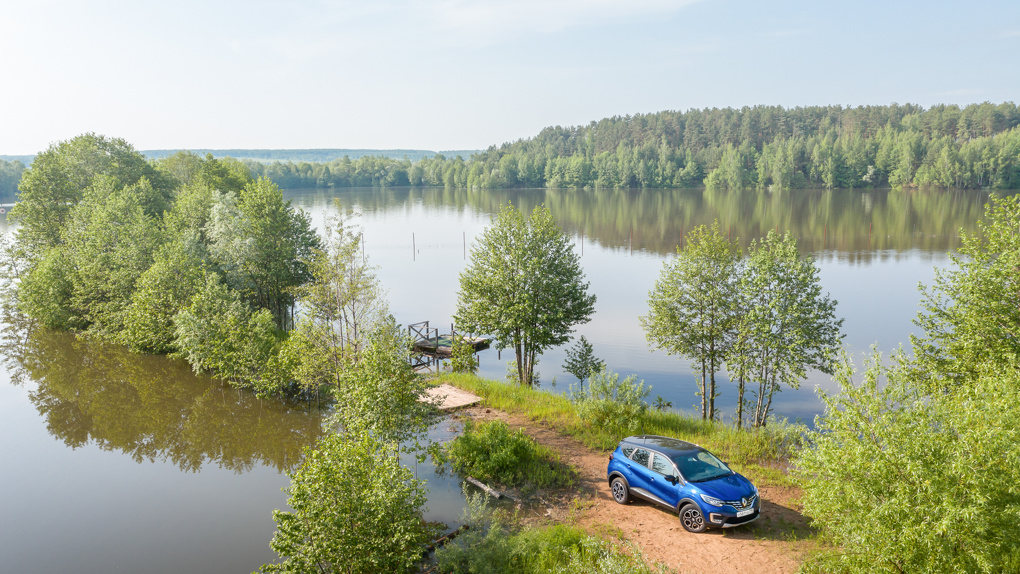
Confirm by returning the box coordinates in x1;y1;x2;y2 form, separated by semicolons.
736;373;745;430
700;362;707;420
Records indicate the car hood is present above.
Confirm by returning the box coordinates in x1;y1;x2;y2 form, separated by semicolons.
691;473;755;500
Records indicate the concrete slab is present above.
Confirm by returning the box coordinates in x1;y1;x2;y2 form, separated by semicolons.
425;383;482;411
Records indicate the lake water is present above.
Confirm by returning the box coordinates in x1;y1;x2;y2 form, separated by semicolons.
0;186;988;572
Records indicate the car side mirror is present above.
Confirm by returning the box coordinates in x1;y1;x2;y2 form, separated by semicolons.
667;475;680;485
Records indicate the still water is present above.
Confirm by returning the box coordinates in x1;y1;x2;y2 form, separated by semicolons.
0;186;988;572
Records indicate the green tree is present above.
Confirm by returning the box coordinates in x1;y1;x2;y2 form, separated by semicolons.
0;159;25;203
735;231;843;427
797;195;1020;571
59;177;164;336
297;205;385;364
260;430;433;574
120;234;207;353
455;204;595;386
207;180;318;331
562;335;604;383
328;318;440;447
912;194;1020;385
10;133;173;257
235;177;319;330
172;273;278;391
796;354;1020;573
641;222;741;420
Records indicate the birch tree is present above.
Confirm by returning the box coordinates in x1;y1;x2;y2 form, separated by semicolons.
735;231;843;427
642;222;741;420
456;204;595;387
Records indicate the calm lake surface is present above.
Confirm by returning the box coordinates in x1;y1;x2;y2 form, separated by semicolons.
0;186;989;572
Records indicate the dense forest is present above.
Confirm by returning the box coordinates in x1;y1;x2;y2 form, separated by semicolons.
3;104;1017;197
246;102;1020;190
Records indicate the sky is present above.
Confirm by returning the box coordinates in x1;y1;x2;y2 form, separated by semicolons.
1;0;1017;154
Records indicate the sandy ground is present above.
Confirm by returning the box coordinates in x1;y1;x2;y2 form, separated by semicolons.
454;406;818;574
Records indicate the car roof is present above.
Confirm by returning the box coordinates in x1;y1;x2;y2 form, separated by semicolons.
621;435;703;457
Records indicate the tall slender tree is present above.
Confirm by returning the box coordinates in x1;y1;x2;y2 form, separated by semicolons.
736;231;843;426
642;222;741;420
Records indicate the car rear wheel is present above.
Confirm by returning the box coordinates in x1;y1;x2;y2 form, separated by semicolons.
610;477;630;504
679;503;707;533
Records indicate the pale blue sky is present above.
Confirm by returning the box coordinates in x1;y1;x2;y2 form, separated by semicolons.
1;0;1017;154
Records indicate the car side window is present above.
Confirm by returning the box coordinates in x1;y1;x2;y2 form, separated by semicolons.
651;453;674;476
630;448;650;467
621;446;635;458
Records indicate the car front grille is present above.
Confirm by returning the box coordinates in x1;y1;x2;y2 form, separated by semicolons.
724;494;758;510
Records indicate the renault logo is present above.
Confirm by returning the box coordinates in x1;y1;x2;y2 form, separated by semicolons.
741;497;749;507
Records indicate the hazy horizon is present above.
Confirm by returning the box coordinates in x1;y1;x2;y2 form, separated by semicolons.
1;1;1017;154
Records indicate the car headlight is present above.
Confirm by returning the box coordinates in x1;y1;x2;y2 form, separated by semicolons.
700;494;724;507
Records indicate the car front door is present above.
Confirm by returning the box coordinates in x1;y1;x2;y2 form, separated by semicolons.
648;452;682;508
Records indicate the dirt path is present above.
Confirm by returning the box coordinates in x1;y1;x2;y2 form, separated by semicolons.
457;406;816;574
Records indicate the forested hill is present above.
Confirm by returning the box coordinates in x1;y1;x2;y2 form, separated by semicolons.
464;102;1020;190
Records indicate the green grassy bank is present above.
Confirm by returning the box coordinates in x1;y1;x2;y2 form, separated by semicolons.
436;373;803;487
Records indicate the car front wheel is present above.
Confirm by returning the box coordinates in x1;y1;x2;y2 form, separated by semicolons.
679;503;707;533
610;477;630;504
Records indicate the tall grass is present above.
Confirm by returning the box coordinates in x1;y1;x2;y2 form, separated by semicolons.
433;488;676;574
437;373;803;487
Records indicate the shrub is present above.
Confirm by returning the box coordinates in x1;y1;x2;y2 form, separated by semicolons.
569;367;650;433
439;420;573;488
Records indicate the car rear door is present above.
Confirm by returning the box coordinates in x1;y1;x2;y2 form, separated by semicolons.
625;448;674;508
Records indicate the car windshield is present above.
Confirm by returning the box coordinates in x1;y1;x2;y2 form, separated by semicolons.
672;450;733;482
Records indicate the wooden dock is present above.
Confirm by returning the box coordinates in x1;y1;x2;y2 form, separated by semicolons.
408;321;491;371
424;383;482;410
412;333;491;358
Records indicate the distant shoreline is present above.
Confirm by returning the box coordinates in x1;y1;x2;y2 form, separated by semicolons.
1;148;482;166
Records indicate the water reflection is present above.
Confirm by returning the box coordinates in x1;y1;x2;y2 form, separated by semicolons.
286;186;989;257
6;326;323;473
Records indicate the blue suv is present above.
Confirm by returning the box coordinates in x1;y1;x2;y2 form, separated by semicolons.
606;435;760;532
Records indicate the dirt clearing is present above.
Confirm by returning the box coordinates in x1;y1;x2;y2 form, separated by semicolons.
453;406;818;574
